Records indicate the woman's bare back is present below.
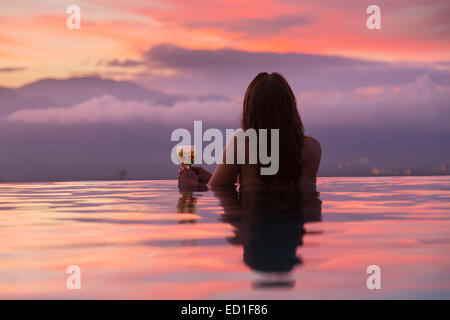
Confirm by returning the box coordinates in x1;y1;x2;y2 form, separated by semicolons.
239;136;321;187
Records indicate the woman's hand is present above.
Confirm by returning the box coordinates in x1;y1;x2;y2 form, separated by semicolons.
191;166;213;184
178;166;209;191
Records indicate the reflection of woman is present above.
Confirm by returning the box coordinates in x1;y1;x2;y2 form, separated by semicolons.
212;187;322;276
178;72;321;190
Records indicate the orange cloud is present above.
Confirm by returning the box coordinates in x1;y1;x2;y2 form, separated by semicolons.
0;0;449;86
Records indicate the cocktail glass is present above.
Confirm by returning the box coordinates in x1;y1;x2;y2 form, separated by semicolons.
176;145;195;168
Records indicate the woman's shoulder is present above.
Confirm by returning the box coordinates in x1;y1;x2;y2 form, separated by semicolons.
302;135;322;178
304;135;321;155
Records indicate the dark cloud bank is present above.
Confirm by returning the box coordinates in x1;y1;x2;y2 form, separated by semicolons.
0;45;449;182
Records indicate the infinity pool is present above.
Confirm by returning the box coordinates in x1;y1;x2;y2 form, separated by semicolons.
0;177;449;299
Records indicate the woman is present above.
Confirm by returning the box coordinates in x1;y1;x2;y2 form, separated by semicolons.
178;72;321;190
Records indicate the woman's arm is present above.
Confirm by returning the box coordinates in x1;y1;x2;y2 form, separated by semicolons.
208;133;239;187
178;132;240;189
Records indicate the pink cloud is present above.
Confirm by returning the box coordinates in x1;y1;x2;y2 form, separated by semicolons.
6;75;449;132
7;95;240;124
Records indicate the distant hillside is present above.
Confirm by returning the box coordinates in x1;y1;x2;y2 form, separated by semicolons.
0;76;232;115
16;77;185;107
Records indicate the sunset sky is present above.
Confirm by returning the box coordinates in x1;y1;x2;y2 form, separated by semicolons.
1;0;449;87
0;0;449;181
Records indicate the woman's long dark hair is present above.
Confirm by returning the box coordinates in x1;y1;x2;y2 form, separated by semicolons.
241;72;305;186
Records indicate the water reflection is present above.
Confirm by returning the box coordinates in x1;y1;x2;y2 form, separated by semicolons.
177;192;198;224
178;185;322;288
1;178;449;298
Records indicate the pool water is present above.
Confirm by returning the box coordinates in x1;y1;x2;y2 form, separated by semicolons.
0;176;449;299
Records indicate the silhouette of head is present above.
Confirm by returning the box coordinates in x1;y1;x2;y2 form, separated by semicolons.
242;72;305;186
